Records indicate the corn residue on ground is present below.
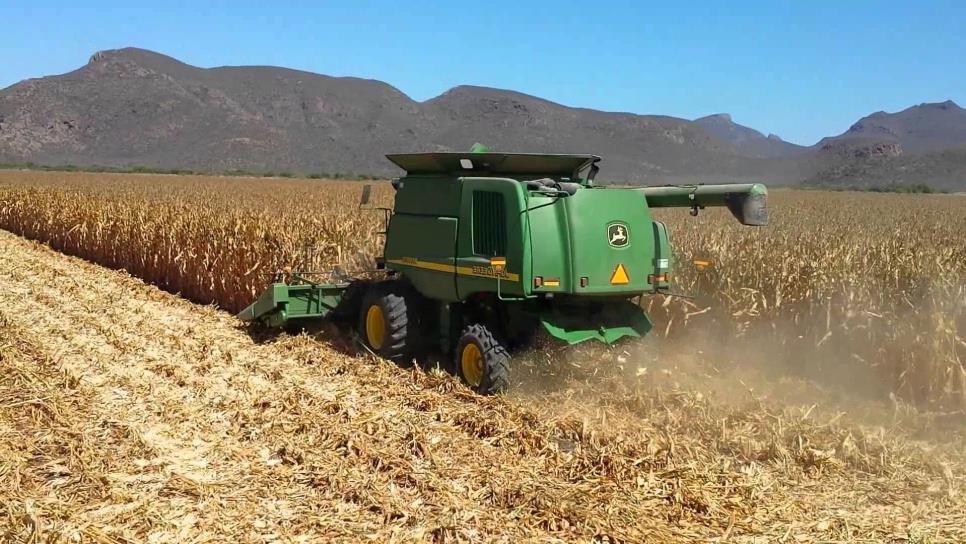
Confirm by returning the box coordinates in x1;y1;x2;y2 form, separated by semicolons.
1;229;964;542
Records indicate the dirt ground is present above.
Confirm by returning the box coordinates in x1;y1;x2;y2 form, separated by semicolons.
1;229;963;543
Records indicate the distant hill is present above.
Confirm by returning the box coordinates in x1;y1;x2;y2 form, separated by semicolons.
804;145;966;191
818;100;966;154
805;100;966;191
0;48;770;183
0;48;433;176
1;47;965;189
693;113;805;158
423;85;772;182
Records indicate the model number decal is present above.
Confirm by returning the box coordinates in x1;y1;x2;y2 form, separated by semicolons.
470;265;511;279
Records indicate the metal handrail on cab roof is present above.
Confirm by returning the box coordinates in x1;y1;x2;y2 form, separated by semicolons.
385;152;601;180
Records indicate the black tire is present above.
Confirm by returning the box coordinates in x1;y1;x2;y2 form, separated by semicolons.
358;281;418;366
455;323;510;395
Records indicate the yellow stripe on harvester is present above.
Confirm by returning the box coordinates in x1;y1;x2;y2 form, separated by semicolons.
386;258;520;282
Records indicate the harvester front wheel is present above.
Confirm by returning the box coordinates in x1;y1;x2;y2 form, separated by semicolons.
358;282;417;366
456;324;510;395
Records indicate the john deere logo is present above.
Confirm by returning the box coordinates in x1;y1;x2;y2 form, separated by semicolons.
607;223;629;248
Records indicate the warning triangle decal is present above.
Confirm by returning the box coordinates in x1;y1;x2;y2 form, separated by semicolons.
610;263;630;284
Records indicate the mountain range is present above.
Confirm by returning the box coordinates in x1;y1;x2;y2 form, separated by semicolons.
1;47;964;189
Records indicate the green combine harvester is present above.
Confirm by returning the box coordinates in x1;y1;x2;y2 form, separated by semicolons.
238;149;768;394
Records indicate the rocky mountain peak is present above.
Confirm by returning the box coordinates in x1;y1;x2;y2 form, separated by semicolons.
694;113;802;158
697;113;733;123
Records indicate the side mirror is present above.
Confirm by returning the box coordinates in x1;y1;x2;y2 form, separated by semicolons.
360;184;372;207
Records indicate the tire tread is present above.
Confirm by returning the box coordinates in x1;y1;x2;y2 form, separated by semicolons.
359;281;419;365
457;323;510;395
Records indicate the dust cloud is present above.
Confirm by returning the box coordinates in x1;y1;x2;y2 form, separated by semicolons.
509;315;966;449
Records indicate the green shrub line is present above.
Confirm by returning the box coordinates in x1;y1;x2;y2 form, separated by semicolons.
800;181;948;194
0;162;385;181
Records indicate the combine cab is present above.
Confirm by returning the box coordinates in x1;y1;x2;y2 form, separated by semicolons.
238;150;768;394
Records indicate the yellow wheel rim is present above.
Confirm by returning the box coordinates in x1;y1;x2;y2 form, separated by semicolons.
365;304;386;350
461;342;485;387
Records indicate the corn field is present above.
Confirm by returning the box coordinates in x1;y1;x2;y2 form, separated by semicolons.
1;170;963;409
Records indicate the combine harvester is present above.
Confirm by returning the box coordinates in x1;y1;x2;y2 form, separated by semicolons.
239;149;768;394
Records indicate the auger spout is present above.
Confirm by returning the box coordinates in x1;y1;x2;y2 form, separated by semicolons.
637;183;768;226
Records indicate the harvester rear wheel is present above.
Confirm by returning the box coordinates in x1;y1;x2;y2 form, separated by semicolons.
455;323;510;395
358;282;417;366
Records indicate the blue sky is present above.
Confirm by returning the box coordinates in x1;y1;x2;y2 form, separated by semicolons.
2;0;964;145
